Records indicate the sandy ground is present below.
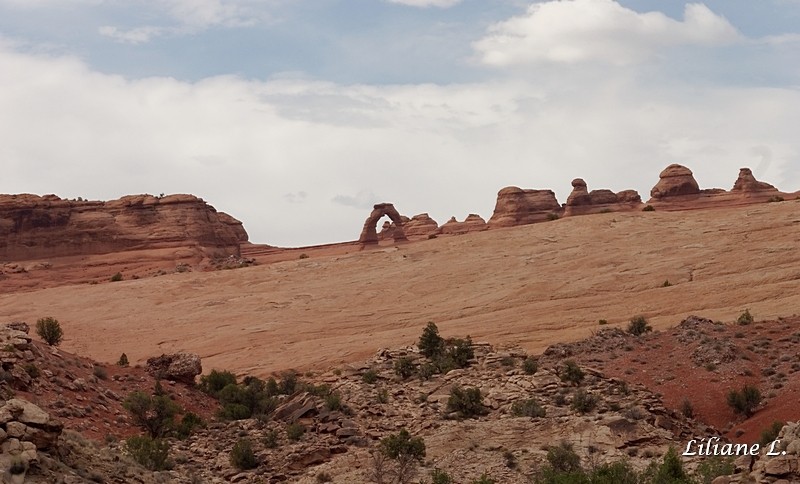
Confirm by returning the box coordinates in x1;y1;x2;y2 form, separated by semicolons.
2;201;800;378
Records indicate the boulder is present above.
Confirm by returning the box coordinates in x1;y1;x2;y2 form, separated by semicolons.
488;187;561;228
145;353;202;384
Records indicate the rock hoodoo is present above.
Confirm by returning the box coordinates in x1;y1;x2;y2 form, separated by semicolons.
359;203;408;245
649;164;700;199
488;187;561;228
0;193;248;262
564;178;642;216
731;168;778;193
436;214;488;235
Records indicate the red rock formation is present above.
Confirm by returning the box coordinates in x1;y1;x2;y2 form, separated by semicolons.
0;193;247;262
436;214;488;235
650;164;700;199
488;187;561;228
359;203;408;244
379;213;438;241
564;179;642;216
731;168;777;193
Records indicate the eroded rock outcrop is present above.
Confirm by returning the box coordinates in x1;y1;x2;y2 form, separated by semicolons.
359;203;408;245
436;214;488;235
650;164;700;199
564;178;643;216
145;353;202;385
488;187;561;228
379;213;439;241
0;398;63;478
731;168;778;193
0;194;248;262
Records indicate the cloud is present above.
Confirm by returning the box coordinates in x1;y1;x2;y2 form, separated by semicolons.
474;0;741;66
284;191;307;204
98;25;167;44
332;191;382;210
386;0;462;7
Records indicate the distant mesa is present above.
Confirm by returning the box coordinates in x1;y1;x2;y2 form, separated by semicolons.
488;187;561;228
0;193;247;262
564;178;642;216
436;214;488;235
359;203;408;245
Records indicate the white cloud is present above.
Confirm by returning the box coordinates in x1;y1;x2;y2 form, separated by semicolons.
474;0;741;66
98;25;166;44
1;34;799;246
387;0;462;7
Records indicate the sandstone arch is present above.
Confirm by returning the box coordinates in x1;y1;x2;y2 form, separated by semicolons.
359;203;408;244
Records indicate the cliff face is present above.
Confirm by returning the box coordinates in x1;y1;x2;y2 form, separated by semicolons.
0;193;248;262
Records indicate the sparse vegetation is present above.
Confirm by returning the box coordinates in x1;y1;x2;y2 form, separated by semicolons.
229;438;258;470
598;319;608;325
394;357;415;379
680;398;695;419
117;352;129;367
23;363;40;379
627;315;652;336
263;430;279;448
767;195;784;203
758;420;785;447
643;205;655;211
36;317;63;346
362;368;379;384
446;385;486;418
123;387;180;438
377;429;426;484
125;435;171;471
430;468;453;484
286;422;305;441
662;279;672;287
727;384;762;417
736;309;754;325
522;357;538;375
547;212;559;221
695;456;735;484
93;365;108;380
110;272;123;282
559;360;584;385
418;322;445;358
175;412;204;439
511;398;545;418
571;389;598;414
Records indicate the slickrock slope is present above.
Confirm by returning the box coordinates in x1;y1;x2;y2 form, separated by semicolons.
2;201;800;379
0;194;247;262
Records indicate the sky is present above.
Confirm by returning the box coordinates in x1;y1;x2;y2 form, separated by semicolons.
1;0;799;247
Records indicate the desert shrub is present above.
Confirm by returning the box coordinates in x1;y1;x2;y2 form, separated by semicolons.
431;468;452;484
110;272;123;282
511;398;545;418
546;441;581;473
175;412;204;439
418;362;437;380
759;420;785;447
230;438;258;470
23;363;40;379
316;472;333;483
446;385;486;418
263;430;279;448
727;384;761;417
547;212;560;221
571;389;598;414
643;205;655;211
123;389;179;438
560;360;584;385
394;357;415;379
217;378;278;420
199;369;237;396
279;370;298;394
418;322;445;358
444;336;474;368
627;315;652;336
325;392;343;411
767;195;784;203
117;353;129;367
362;368;378;384
695;456;735;484
500;356;515;367
376;387;389;404
126;435;171;471
379;428;425;461
36;317;63;346
471;474;496;484
641;447;691;483
522;357;538;375
662;280;672;287
93;365;108;380
737;309;754;325
298;253;309;259
286;423;305;441
598;319;608;325
680;398;695;419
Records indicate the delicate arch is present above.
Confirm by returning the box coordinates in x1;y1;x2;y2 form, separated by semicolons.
358;203;408;244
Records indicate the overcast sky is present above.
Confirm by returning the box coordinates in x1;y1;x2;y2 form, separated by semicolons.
1;0;799;246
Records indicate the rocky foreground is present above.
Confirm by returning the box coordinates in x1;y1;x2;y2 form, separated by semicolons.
1;317;799;483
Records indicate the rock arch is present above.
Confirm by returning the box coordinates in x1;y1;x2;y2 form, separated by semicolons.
359;203;408;244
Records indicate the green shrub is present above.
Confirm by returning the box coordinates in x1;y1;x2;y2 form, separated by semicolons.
394;357;415;379
696;456;735;484
571;389;598;414
471;474;496;484
123;389;179;438
547;212;560;221
641;447;691;483
279;371;298;395
560;360;584;385
117;353;129;367
546;441;581;473
627;315;652;336
643;205;655;211
379;429;425;462
431;468;453;484
230;438;258;470
175;412;204;439
199;369;237;396
758;420;785;447
23;363;40;379
737;309;754;325
263;429;279;448
362;368;378;384
446;385;486;418
35;317;63;346
286;423;305;441
376;387;389;404
316;471;333;483
93;365;108;380
325;392;343;411
511;398;545;418
727;384;761;417
522;357;537;375
216;379;278;420
680;398;695;418
418;322;445;358
444;336;474;368
125;435;171;471
598;319;608;325
110;272;123;282
662;280;672;287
